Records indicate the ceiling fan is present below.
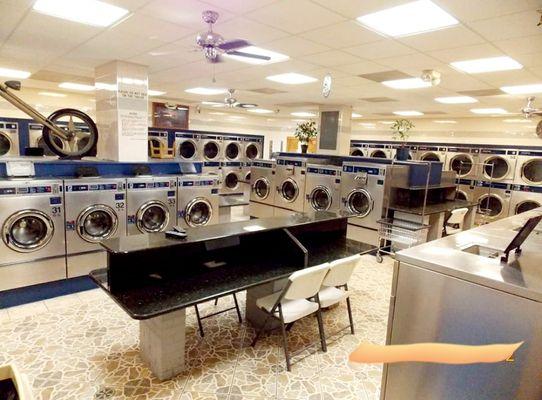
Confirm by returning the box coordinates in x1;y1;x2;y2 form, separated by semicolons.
195;10;271;64
223;89;257;109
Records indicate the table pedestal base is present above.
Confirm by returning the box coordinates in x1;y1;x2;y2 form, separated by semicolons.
139;309;186;380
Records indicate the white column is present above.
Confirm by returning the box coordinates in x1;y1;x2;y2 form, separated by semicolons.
95;60;148;161
317;105;352;156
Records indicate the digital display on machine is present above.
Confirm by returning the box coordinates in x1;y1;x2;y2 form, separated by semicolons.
253;162;273;168
480;148;506;155
155;182;170;188
0;187;16;195
224;162;242;167
343;165;381;175
167;190;176;197
17;186;52;194
182;180;214;187
131;183;148;189
307;167;337;175
519;150;542;156
277;159;303;166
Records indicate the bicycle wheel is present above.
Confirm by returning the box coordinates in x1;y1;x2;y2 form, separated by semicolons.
42;108;98;158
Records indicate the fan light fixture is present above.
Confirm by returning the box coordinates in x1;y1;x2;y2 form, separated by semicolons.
33;0;128;27
356;0;458;37
224;46;289;65
266;73;317;85
470;108;508;115
185;87;228;95
435;96;478;104
450;56;523;74
382;78;431;89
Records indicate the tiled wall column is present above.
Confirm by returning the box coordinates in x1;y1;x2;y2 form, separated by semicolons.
139;309;186;381
95;60;148;161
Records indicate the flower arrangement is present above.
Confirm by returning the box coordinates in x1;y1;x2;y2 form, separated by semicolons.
294;121;318;153
390;119;414;144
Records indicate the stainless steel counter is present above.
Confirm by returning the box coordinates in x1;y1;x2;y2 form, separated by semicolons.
382;208;542;400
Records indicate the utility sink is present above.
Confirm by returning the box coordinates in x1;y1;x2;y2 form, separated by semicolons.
460;244;503;259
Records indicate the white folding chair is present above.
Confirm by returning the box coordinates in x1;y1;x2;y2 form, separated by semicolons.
250;263;330;371
319;254;361;337
444;207;469;235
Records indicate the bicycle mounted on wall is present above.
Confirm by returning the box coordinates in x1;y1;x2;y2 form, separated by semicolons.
0;80;98;159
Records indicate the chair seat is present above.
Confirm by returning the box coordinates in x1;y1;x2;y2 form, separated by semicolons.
319;286;349;308
446;226;462;235
256;291;319;323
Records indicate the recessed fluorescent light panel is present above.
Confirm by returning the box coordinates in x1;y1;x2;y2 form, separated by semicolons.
38;91;66;98
224;46;289;65
500;84;542;95
33;0;129;27
0;67;31;79
435;96;477;104
470;108;508;115
382;78;431;89
266;73;317;85
357;0;459;37
247;108;274;114
291;112;317;117
393;111;424;116
434;120;457;124
450;56;523;74
185;87;228;95
379;121;394;125
503;119;531;123
352;113;363;118
148;90;166;96
59;82;95;91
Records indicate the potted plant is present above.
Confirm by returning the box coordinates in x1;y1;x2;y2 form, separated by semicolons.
391;119;414;161
294;121;318;154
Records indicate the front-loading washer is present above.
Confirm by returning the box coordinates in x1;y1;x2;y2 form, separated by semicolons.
126;176;177;235
304;164;342;212
201;134;223;162
223;136;243;161
0;179;66;290
249;160;276;218
445;146;480;180
514;149;542;186
64;177;126;278
0;121;19;157
177;174;220;228
475;181;511;223
220;161;244;195
274;156;308;215
175;131;202;161
478;148;517;183
508;185;542;216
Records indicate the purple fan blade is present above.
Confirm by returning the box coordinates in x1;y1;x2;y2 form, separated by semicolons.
218;39;250;51
227;50;271;61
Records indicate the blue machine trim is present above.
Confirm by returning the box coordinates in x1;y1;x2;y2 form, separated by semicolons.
342;165;381;175
307;167;337;175
518;150;542;156
480;148;507;155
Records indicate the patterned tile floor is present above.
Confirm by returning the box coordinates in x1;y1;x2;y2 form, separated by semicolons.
0;254;393;400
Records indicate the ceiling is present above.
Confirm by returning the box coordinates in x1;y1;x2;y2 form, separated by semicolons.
1;0;542;119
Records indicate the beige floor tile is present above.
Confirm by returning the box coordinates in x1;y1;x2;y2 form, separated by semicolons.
76;288;107;302
43;293;81;311
0;309;10;323
7;301;48;320
180;392;229;400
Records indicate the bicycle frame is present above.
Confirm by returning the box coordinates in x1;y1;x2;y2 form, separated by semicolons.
0;82;70;141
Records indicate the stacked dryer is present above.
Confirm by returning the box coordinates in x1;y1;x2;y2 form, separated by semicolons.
242;136;263;161
0;121;19;158
350;143;366;157
273;156;308;216
413;145;446;163
177;174;220;228
367;143;392;159
510;149;542;216
175;132;202;161
249;160;276;218
446;146;480;180
64;177;127;277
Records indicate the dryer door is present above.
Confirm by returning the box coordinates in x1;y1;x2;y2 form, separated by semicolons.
522;159;542;185
483;156;510;180
450;154;474;177
225;142;240;160
224;172;240;190
137;200;169;233
253;177;270;200
346;189;374;217
179;139;197;160
280;178;299;202
515;200;541;214
370;149;387;158
309;186;332;211
77;204;118;243
184;197;213;227
0;131;12;156
3;210;54;252
479;194;504;218
245;143;259;159
203;141;220;160
420;152;440;162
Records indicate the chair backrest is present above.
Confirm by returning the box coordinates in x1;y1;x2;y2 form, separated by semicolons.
284;263;329;300
447;207;469;226
323;254;361;287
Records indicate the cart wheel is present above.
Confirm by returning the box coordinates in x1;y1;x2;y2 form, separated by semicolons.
375;253;383;263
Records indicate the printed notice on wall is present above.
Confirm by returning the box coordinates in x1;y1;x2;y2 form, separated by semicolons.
118;77;148;138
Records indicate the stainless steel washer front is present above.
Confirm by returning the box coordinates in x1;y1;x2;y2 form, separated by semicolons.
136;200;169;233
2;210;54;253
77;204;118;243
184;197;213;227
346;188;373;218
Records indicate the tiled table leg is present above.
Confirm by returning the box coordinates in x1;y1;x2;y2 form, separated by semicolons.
139;308;186;380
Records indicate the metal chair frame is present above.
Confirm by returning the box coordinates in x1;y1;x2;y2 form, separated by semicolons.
194;293;242;337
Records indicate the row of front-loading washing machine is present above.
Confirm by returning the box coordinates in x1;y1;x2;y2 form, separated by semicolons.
350;141;542;187
0;174;221;292
249;157;400;234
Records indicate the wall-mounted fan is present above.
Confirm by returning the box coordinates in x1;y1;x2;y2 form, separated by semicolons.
195;10;271;64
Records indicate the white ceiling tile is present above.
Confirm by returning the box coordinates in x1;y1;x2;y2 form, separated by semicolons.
0;2;29;44
300;50;361;68
245;0;346;35
334;60;389;75
467;10;542;41
310;0;408;19
344;40;416;60
398;26;485;52
109;13;193;42
493;34;542;57
476;69;540;86
211;17;289;44
428;43;503;63
300;21;382;48
435;0;540;22
265;36;330;57
199;0;279;14
511;52;542;68
377;53;443;70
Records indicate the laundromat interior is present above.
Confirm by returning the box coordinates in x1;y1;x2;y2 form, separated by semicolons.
1;1;542;399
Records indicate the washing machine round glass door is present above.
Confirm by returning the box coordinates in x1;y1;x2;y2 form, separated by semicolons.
203;141;220;160
179;140;197;160
137;201;169;233
224;172;239;190
370;150;387;158
0;132;12;156
346;189;373;217
77;205;118;243
483;156;509;180
245;143;259;159
479;195;503;217
2;210;54;252
351;149;364;156
185;198;212;227
522;159;542;185
420;152;440;162
515;200;541;214
450;154;473;176
280;178;299;202
309;186;332;211
253;178;270;200
225;142;240;160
